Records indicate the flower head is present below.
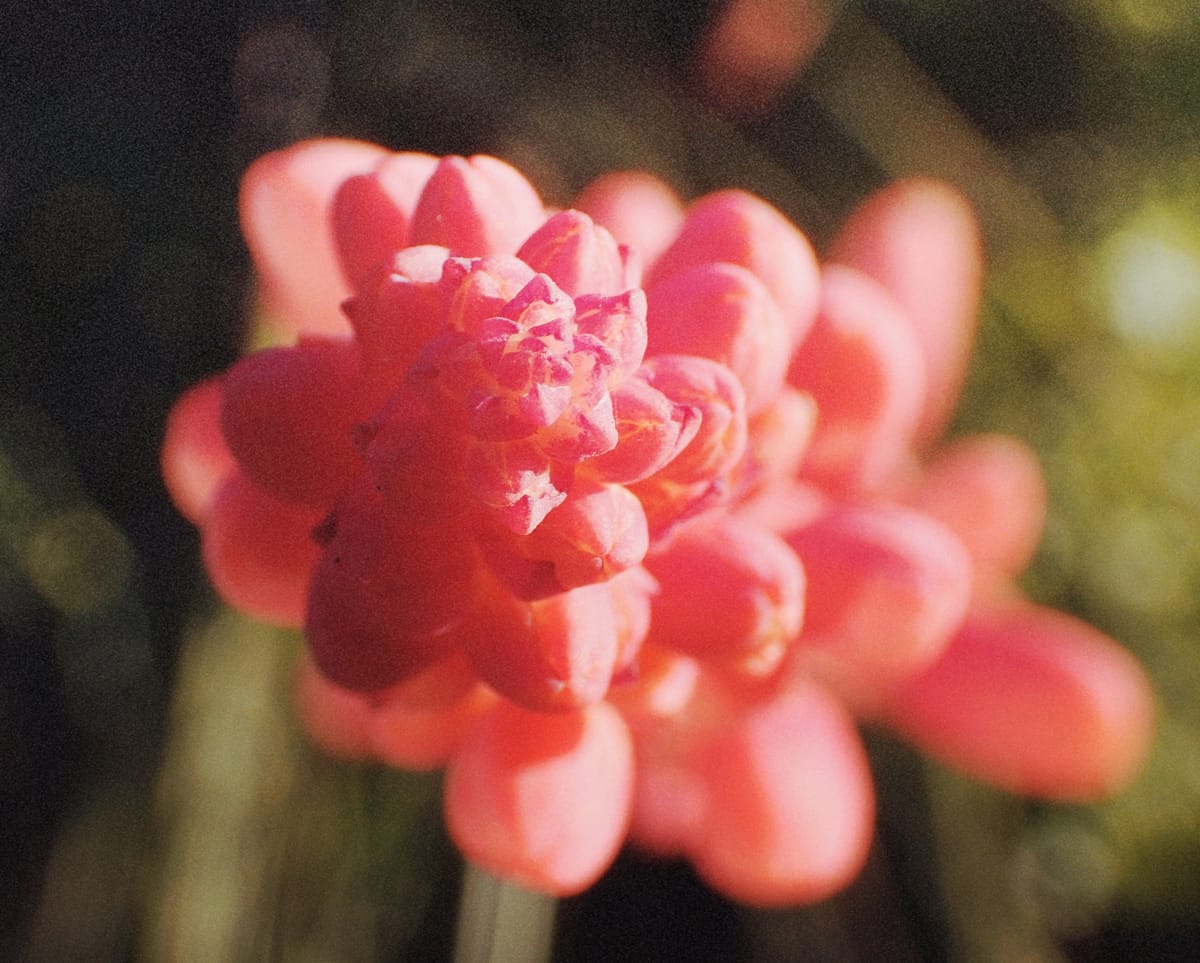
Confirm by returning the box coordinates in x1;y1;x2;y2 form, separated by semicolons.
162;140;1154;903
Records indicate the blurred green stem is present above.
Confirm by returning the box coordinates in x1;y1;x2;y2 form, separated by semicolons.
453;864;557;963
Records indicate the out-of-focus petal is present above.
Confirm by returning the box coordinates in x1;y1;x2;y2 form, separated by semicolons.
572;171;685;276
161;376;237;525
829;178;983;445
788;266;926;491
221;337;380;507
293;654;377;760
882;605;1155;800
783;502;972;708
690;680;875;906
202;471;324;628
905;434;1046;578
240;138;388;337
409;155;545;256
370;656;496;770
445;700;634;896
734;387;818;495
649;189;820;349
693;0;835;120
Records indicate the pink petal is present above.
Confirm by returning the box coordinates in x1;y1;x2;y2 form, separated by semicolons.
629;355;749;535
607;566;661;677
445;700;634;896
513;479;650;593
572;171;685;275
363;405;471;523
586;374;697;485
733;387;818;495
331;151;439;288
458;578;620;712
829;179;983;445
304;483;477;691
240;138;388;337
574;289;649;386
409;155;546;256
161;376;237;525
882;604;1155;800
690;681;875;906
628;743;706;858
440;255;539;335
369;657;496;771
905;434;1047;578
647;262;791;414
517;209;626;297
221;337;380;507
202;471;324;627
462;438;573;534
346;244;449;386
649;189;820;349
783;502;973;708
292;654;377;760
637;354;747;485
788;265;927;491
644;514;804;676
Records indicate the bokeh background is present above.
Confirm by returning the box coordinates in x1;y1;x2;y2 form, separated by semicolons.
2;1;1199;959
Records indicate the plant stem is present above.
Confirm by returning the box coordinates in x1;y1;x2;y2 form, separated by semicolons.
453;863;557;963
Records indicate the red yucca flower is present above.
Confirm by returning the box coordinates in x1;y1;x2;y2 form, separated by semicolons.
163;140;1154;903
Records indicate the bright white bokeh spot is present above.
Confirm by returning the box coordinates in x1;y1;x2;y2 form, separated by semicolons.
1102;213;1200;348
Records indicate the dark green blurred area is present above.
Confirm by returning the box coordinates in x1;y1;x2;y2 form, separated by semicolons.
2;1;1198;960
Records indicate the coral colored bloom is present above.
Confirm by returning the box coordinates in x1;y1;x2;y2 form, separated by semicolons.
163;140;1154;904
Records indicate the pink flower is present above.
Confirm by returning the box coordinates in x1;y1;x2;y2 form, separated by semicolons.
162;141;1154;903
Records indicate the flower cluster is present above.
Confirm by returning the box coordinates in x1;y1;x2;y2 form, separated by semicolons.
162;139;1154;904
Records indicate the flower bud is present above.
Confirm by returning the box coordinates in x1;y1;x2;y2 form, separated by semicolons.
645;514;804;676
788;265;926;491
517;209;627;297
161;376;236;524
445;700;634;896
331;151;438;287
202;472;324;627
830;178;982;444
647;262;791;414
410;155;545;255
882;605;1155;800
650;189;820;348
